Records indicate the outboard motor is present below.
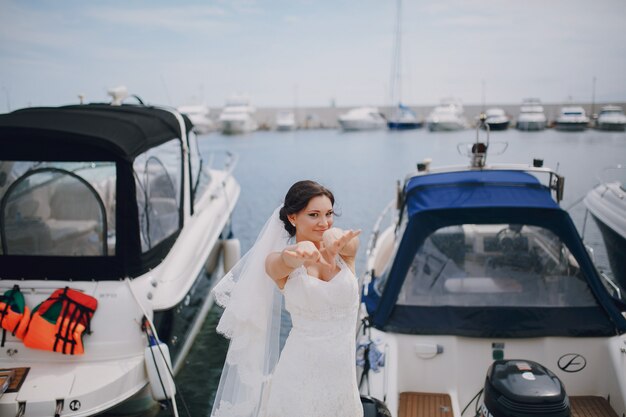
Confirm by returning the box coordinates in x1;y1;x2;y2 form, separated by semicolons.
480;360;570;417
361;395;392;417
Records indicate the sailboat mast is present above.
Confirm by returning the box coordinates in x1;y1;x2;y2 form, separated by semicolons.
390;0;402;106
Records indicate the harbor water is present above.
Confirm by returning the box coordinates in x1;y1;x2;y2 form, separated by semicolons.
156;126;626;417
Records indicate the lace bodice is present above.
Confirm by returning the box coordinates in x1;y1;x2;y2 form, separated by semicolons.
263;257;363;417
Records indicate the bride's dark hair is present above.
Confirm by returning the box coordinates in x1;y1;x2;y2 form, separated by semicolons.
279;180;335;237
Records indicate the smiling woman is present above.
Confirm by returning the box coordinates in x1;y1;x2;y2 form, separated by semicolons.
210;180;363;417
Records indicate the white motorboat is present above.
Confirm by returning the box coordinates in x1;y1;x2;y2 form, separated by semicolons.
584;167;626;290
338;107;387;131
426;99;467;131
357;128;626;417
275;110;296;131
482;108;510;131
218;95;258;135
177;104;214;134
596;105;626;131
555;106;590;131
515;98;547;131
0;100;241;417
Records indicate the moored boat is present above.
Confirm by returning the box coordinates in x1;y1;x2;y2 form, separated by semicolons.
177;104;214;134
516;98;547;131
275;110;296;131
426;99;467;132
338;107;387;131
219;95;258;135
596;105;626;131
0;100;240;416
357;126;626;417
387;104;422;130
482;108;510;131
555;106;590;131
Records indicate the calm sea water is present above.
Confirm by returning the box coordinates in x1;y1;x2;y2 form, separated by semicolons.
158;126;626;417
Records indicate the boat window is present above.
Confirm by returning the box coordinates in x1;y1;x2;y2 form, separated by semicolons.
396;224;597;308
188;132;211;209
133;139;182;251
0;161;115;256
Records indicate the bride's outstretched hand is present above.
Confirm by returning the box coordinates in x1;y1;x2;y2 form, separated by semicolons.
322;228;361;259
282;241;332;269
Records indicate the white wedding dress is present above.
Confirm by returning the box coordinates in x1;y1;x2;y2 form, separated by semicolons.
263;257;363;417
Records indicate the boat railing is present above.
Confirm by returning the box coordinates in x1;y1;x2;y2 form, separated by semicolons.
600;270;622;301
366;199;397;260
362;199;397;292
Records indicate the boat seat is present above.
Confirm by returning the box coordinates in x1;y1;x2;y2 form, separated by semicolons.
444;276;522;293
48;181;105;255
570;396;618;417
398;392;453;417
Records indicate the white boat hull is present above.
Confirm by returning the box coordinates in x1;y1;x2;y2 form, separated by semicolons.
516;120;546;131
276;123;296;131
359;330;626;417
338;119;386;131
597;121;626;131
427;120;466;131
220;118;257;134
0;171;240;417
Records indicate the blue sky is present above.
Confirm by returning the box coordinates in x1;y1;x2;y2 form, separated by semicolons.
1;0;625;111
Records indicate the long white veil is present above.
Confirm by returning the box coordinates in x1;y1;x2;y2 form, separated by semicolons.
211;206;288;417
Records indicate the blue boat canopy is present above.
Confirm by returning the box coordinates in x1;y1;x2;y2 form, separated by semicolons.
364;169;626;338
405;170;559;216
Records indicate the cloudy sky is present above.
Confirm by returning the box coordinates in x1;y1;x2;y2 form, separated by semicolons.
1;0;625;111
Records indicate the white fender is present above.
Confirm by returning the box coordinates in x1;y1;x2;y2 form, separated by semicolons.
145;343;176;401
223;238;241;274
205;241;223;274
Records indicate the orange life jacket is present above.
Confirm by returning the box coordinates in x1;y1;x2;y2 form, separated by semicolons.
0;285;31;346
23;287;97;355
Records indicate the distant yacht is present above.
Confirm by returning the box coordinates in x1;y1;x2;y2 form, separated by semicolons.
338;107;387;131
482;108;510;131
177;104;214;134
219;95;258;135
426;99;467;132
596;105;626;131
515;98;547;131
555;106;590;131
275;110;296;131
387;104;422;130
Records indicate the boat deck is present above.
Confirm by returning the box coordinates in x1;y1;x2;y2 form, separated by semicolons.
571;396;619;417
398;392;618;417
398;392;452;417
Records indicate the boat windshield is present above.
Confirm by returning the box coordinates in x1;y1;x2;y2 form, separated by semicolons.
133;138;182;252
0;161;115;256
396;224;597;308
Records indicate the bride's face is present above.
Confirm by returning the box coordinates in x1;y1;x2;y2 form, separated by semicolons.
289;195;334;244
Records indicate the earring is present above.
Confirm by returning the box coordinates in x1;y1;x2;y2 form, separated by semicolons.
290;222;295;227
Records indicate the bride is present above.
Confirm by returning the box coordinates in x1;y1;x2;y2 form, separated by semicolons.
211;180;363;417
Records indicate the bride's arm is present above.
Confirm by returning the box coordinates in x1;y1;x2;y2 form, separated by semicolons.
323;228;361;274
265;241;323;289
